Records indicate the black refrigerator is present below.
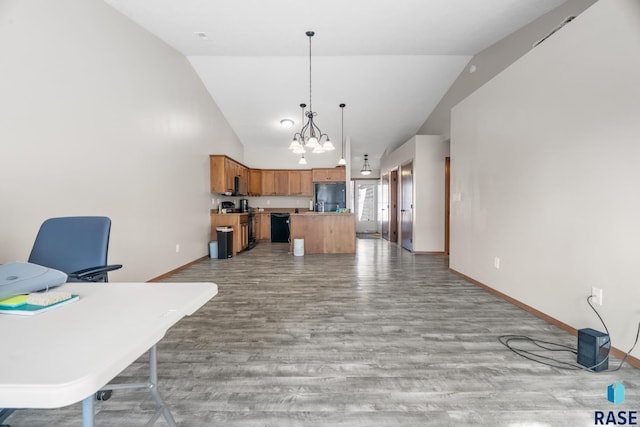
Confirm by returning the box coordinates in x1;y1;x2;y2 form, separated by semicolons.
314;182;346;212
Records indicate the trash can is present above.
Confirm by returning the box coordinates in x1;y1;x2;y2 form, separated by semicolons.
216;227;233;259
208;241;218;259
293;238;304;256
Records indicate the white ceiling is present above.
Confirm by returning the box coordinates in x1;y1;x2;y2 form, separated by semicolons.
104;0;566;170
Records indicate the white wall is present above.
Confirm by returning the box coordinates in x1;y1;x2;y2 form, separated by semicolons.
380;135;449;252
244;145;344;170
415;137;449;251
246;196;313;210
450;0;640;355
418;0;597;139
0;0;243;281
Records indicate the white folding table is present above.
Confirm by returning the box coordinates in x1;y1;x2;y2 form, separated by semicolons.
0;281;218;426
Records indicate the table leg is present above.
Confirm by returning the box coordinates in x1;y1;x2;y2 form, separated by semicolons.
81;394;94;427
0;408;15;424
91;345;178;426
148;345;177;427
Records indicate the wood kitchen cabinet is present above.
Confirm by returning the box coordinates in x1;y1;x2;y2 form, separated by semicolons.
210;155;249;194
256;213;271;241
262;170;290;195
274;171;289;195
300;170;313;195
261;170;275;195
288;170;313;196
255;213;263;239
249;169;262;196
240;215;249;250
210;153;321;197
312;167;346;183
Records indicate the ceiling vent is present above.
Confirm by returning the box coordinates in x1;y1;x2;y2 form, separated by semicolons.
533;16;576;47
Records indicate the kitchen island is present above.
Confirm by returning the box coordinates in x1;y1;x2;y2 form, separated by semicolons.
289;212;356;254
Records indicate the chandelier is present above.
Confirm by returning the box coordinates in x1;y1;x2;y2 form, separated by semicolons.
361;154;372;176
288;31;334;156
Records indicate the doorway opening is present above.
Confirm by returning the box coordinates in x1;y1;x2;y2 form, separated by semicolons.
351;179;381;238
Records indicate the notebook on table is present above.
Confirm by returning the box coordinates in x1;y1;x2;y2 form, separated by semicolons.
0;293;79;316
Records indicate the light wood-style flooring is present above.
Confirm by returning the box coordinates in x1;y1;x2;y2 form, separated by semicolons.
8;239;640;426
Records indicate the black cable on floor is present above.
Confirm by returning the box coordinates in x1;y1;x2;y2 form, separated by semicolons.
498;295;640;372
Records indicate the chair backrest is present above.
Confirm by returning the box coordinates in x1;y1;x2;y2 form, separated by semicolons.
28;216;112;276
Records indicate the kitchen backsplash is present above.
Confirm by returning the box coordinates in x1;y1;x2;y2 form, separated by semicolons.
211;195;312;210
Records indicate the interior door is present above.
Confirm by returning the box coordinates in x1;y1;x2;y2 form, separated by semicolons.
400;161;413;251
389;169;398;243
381;173;389;239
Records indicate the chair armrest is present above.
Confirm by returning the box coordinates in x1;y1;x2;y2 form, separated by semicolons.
68;264;123;282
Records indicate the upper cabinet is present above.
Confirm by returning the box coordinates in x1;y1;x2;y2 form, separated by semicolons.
300;170;314;194
289;170;313;196
211;154;345;197
312;167;346;183
261;170;291;196
261;170;275;195
274;170;289;195
249;169;262;196
210;155;249;194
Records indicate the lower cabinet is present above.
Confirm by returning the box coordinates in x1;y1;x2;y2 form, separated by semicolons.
256;213;271;241
240;216;249;250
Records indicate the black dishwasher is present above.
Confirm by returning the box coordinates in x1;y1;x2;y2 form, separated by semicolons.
270;213;290;243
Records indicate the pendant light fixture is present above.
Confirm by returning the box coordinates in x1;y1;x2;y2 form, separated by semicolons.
288;31;334;155
338;103;346;166
361;154;372;176
290;104;307;157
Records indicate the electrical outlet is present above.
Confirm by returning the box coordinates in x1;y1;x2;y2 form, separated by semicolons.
175;244;180;253
494;257;501;269
591;286;603;306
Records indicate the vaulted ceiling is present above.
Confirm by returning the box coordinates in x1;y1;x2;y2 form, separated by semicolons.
104;0;566;170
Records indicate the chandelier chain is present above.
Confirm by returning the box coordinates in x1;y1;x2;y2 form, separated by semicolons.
308;33;312;114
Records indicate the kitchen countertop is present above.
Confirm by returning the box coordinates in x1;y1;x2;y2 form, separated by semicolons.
210;210;351;216
210;212;248;216
291;212;353;216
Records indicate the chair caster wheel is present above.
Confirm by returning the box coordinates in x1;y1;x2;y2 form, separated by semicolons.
96;390;112;401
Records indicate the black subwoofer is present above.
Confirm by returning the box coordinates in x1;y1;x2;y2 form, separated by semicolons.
577;327;609;371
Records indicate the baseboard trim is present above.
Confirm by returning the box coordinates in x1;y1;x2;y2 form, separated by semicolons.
414;251;445;255
449;268;640;369
147;255;209;283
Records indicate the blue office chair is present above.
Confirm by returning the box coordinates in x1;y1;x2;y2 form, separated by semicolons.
0;217;122;424
28;216;122;282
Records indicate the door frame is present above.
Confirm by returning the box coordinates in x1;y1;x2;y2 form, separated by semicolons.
353;179;380;233
400;160;413;252
381;173;390;240
445;157;450;255
389;169;398;243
